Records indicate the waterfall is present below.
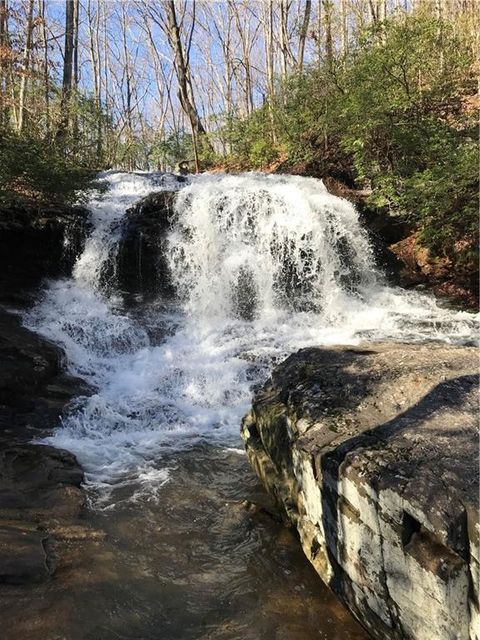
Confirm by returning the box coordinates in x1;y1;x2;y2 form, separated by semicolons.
169;174;377;321
23;171;478;500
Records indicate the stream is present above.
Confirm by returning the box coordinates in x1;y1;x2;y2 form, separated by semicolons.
22;171;477;639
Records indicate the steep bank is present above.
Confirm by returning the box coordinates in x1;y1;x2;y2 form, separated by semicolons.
242;343;479;640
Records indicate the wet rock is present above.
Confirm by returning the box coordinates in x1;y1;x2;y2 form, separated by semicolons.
0;309;90;436
0;523;51;584
0;443;85;522
242;343;479;640
0;442;86;588
0;307;105;627
0;309;91;589
117;190;178;302
0;201;91;306
356;206;408;284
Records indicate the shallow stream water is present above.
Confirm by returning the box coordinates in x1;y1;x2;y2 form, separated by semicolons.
21;172;477;639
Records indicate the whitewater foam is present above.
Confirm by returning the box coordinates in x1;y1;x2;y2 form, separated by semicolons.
24;172;478;499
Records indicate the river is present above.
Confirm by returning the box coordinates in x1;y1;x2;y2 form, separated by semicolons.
21;171;477;639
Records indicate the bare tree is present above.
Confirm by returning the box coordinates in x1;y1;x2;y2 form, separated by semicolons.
323;0;334;69
57;0;75;138
0;0;8;125
17;0;35;132
162;0;210;170
297;0;312;72
279;0;293;82
38;0;50;134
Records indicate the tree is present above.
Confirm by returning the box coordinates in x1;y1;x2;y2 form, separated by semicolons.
163;0;210;171
17;0;34;132
57;0;75;139
0;0;8;125
297;0;312;72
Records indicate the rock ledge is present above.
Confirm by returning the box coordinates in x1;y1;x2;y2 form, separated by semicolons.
242;342;479;640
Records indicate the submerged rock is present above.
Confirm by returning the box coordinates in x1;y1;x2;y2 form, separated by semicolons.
0;523;51;584
242;343;479;640
0;444;85;585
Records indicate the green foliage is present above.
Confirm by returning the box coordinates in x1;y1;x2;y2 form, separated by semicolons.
225;105;280;168
0;130;95;204
336;17;477;266
226;14;478;271
0;87;114;203
149;130;193;169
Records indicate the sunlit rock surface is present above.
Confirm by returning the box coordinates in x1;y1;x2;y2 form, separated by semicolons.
242;343;479;640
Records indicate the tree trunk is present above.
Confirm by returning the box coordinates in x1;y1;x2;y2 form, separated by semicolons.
38;0;50;135
297;0;312;73
72;0;79;149
0;0;7;126
228;0;254;116
323;0;333;70
264;0;275;101
279;0;291;83
164;0;210;167
263;0;277;144
57;0;75;139
341;0;348;56
17;0;34;133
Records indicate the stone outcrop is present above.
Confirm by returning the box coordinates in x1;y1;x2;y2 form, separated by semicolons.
390;234;479;309
116;190;178;303
0;309;90;437
0;201;91;306
242;343;479;640
0;309;94;590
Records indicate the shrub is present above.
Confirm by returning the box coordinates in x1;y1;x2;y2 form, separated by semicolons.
0;130;94;204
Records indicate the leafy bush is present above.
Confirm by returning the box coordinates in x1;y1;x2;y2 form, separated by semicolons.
0;130;94;204
337;17;477;266
225;14;478;271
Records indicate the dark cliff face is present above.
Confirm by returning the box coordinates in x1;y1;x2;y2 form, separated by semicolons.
116;190;178;304
0;200;92;307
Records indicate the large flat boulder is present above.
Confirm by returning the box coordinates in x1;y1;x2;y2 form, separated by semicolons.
242;343;479;640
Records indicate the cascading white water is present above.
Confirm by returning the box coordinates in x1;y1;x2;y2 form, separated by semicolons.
169;174;377;321
24;171;478;500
